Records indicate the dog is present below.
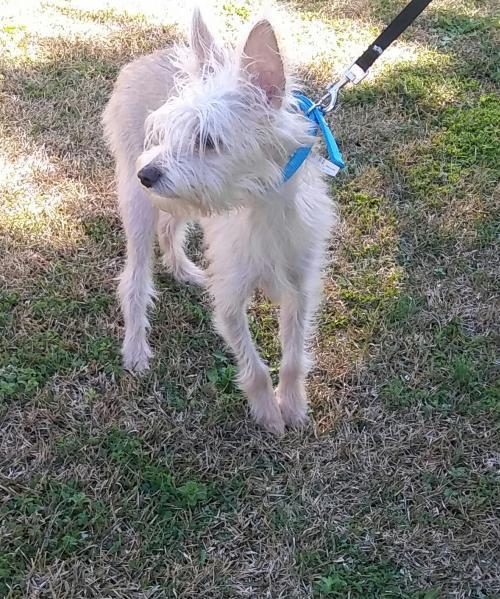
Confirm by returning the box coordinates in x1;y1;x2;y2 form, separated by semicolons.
102;8;336;434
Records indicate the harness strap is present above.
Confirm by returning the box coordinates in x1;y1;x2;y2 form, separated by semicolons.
283;93;345;182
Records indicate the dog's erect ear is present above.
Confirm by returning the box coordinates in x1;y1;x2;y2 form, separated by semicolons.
242;20;285;108
191;7;218;65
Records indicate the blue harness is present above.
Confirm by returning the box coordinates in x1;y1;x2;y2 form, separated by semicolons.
283;92;345;182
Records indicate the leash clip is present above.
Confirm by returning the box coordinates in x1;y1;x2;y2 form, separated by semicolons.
309;0;434;114
308;63;367;114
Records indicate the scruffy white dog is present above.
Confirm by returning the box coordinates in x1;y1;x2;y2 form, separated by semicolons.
103;9;336;434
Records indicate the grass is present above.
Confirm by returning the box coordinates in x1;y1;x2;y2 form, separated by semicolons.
0;0;499;597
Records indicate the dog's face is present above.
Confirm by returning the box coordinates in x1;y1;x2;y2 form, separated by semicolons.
137;11;297;216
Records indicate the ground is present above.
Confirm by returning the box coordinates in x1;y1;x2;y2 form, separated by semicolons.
0;0;499;597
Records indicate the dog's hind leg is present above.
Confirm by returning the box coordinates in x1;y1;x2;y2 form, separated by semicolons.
213;296;285;436
157;212;205;286
117;173;157;372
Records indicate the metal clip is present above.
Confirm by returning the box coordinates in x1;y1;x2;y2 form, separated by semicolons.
308;63;367;114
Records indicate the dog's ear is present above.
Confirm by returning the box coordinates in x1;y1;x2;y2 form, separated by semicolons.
242;20;285;108
191;7;219;65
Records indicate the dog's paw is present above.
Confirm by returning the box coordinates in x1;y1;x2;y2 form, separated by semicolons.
276;386;309;428
179;266;206;287
163;256;206;287
279;402;309;428
251;401;285;436
122;340;152;373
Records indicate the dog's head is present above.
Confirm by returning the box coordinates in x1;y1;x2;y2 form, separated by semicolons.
137;9;310;216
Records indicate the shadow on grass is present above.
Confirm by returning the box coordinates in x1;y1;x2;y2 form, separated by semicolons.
0;17;227;413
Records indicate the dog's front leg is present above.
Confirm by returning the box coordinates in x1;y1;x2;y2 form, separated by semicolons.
117;177;158;372
276;292;312;427
214;304;285;435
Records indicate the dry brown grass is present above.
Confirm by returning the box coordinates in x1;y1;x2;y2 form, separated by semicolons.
1;1;499;597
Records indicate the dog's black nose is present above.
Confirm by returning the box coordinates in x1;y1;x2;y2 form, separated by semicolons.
137;165;161;188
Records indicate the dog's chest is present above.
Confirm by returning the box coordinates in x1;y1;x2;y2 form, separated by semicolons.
202;202;317;288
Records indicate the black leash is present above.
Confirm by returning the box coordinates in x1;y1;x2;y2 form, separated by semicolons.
310;0;434;113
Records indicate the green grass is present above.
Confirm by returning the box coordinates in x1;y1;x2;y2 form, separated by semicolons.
207;350;238;392
0;0;498;597
1;428;231;594
1;479;111;593
0;281;122;400
407;95;500;205
380;319;498;415
298;537;411;598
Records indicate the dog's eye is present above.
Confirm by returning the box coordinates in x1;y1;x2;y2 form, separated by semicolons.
194;134;220;153
205;135;216;151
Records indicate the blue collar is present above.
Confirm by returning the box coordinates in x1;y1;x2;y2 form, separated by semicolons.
283;92;345;182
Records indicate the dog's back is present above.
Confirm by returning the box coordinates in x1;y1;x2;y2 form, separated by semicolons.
103;50;177;166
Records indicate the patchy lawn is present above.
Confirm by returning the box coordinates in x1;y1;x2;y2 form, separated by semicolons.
0;0;498;597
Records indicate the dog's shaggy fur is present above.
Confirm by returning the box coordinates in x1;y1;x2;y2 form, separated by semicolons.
103;9;337;434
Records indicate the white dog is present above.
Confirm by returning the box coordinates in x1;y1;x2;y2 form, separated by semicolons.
103;9;336;434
